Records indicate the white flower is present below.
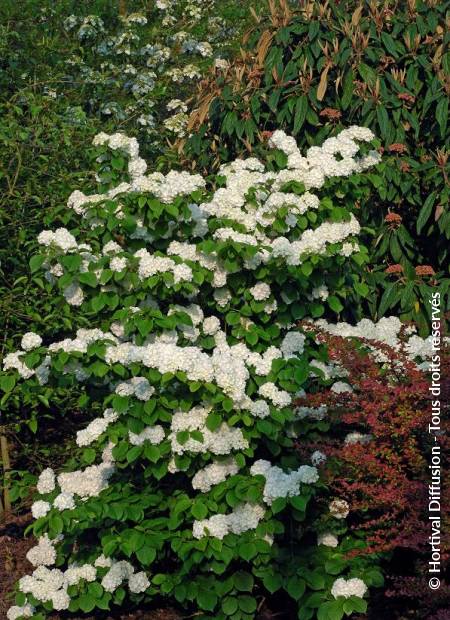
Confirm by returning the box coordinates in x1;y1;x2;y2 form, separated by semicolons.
110;256;127;272
63;282;84;306
26;535;57;567
344;432;372;445
193;503;264;539
250;460;318;504
311;450;327;465
331;577;367;599
202;316;221;335
192;458;239;492
249;282;271;301
7;604;35;619
258;382;291;407
31;501;51;519
128;425;164;446
331;381;353;394
280;331;305;358
318;532;338;547
37;468;55;494
128;571;150;593
53;492;76;511
21;332;42;351
329;499;350;519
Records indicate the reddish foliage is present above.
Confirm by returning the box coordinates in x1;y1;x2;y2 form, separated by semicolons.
296;326;449;558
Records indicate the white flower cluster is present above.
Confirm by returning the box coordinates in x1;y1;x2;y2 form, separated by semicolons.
311;450;327;465
76;408;118;447
169;406;248;455
280;331;305;359
192;457;239;492
36;468;55;494
258;382;291;407
26;534;58;567
6;604;35;620
330;381;353;394
21;332;42;351
135;248;193;284
329;499;350;519
193;503;265;539
250;459;319;505
268;126;379;188
31;500;51;519
37;228;84;253
249;282;271;301
129;425;165;446
19;563;97;611
115;376;155;400
331;577;367;599
314;317;434;366
101;560;149;594
318;532;339;547
2;349;50;383
57;460;115;500
344;432;372;445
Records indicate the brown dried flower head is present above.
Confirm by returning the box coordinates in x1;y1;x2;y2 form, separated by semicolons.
389;142;408;154
385;264;404;274
384;212;403;226
319;107;342;120
415;265;435;276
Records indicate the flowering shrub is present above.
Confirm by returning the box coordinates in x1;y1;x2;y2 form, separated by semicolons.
2;126;437;620
60;0;246;155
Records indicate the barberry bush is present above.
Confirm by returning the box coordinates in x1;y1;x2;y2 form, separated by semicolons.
295;322;449;618
1;127;399;620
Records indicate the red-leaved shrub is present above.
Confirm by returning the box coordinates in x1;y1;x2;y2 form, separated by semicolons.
295;325;449;618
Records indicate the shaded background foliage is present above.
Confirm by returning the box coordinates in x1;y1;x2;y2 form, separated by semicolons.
184;0;450;332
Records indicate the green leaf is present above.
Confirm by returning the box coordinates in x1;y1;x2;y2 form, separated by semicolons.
381;32;399;57
238;595;257;613
318;600;344;620
78;593;96;613
376;106;390;140
239;542;257;561
301;262;313;277
263;572;282;593
136;546;156;566
436;98;448;138
358;63;377;87
290;495;308;511
222;596;238;615
416;192;436;234
293;95;308;134
287;576;306;600
234;571;254;592
0;376;16;393
29;254;45;273
328;296;343;313
341;70;354;110
191;501;208;520
378;282;400;317
49;514;64;536
206;412;222;431
343;597;367;614
78;272;97;287
197;589;217;611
